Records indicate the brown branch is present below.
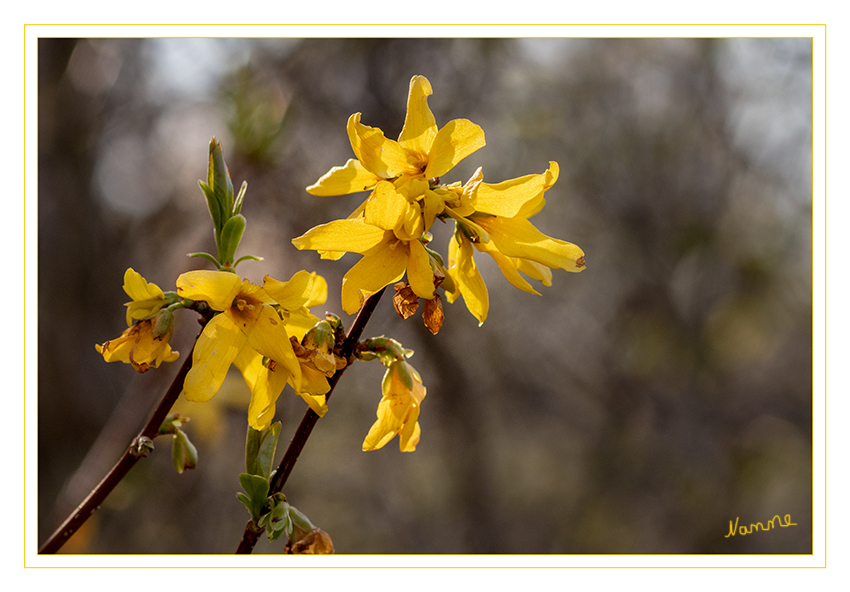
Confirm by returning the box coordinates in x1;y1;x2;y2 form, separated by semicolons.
235;287;386;553
38;335;199;554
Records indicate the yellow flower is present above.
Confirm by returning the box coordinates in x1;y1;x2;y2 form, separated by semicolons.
295;75;485;313
445;162;586;324
306;75;485;203
362;360;426;452
176;269;332;430
122;268;168;326
293;182;441;314
242;271;335;429
96;316;179;373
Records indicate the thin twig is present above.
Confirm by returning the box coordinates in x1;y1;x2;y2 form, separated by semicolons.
38;335;199;554
235;287;386;553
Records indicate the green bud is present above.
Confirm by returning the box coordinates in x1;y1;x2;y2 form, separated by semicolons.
287;505;315;541
130;436;154;458
265;493;293;542
304;320;334;350
171;428;198;474
152;309;174;339
208;137;234;218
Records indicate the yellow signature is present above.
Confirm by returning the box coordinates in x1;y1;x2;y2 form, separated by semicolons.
725;514;797;537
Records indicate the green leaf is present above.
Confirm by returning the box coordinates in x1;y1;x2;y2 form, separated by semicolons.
187;251;222;269
233;180;247;215
238;473;270;521
245;422;281;480
198;181;224;237
218;214;246;266
233;254;264;268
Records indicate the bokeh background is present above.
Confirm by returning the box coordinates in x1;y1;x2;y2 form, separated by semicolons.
38;37;813;554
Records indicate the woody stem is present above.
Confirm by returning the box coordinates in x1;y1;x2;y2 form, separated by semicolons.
235;287;387;554
38;331;202;554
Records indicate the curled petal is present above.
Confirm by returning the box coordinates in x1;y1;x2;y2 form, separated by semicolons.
476;240;540;295
472;162;559;219
398;75;437;155
347;113;410;179
306;159;381;196
475;216;586;273
263;270;327;311
447;233;489;325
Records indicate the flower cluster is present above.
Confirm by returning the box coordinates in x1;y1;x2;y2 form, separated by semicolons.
293;75;585;326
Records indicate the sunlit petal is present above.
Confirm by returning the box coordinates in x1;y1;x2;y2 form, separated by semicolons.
364;181;409;231
476;216;586;272
476;240;540;295
263;270;326;311
398;75;437;155
448;233;489;324
347;113;410;179
340;242;408;314
292;218;388;255
306;158;381;196
472;162;559;218
424;119;485;179
176;270;242;311
407;239;436;300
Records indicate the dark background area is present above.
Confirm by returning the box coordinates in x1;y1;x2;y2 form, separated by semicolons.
38;37;813;554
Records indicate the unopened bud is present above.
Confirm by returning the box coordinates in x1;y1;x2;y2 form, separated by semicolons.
171;428;198;474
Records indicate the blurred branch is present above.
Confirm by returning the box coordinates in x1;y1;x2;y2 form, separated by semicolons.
38;328;204;554
235;287;386;554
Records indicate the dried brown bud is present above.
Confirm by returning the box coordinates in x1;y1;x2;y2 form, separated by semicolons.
284;528;334;554
392;282;420;320
422;294;444;335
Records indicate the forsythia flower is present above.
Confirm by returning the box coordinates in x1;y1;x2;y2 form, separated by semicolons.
96;268;178;372
96;316;179;373
444;163;586;324
122;267;168;326
176;269;330;429
293;75;485;314
362;360;426;452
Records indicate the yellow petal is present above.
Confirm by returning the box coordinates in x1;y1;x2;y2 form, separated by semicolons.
123;268;166;325
346;113;410;179
294;365;331;417
183;314;246;402
285;309;322;341
340;242;408;314
364;181;409;231
475;216;586;272
306;158;382;196
448;233;489;325
472;162;559;218
176;270;242;311
248;362;291;430
407;239;436;300
515;258;553;287
233;345;264;392
476;240;540;295
263;270;326;311
362;395;409;451
292;218;388;255
244;305;303;392
398;75;437;155
123;268;165;302
424;119;485;179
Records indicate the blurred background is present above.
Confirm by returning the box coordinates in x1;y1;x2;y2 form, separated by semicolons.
37;37;813;554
